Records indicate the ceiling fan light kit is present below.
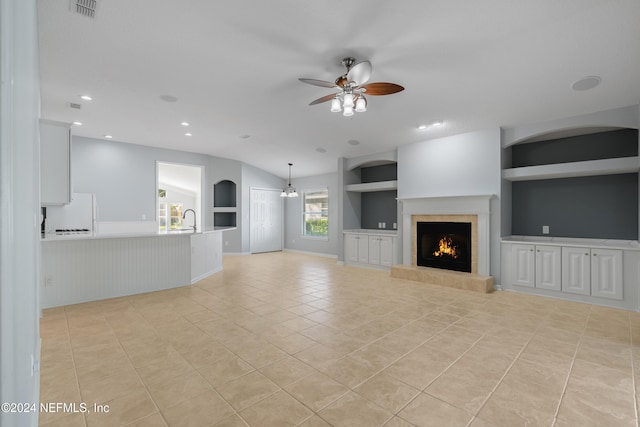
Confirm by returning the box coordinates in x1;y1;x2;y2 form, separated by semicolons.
299;57;403;117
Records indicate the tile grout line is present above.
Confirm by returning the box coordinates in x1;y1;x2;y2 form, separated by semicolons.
466;312;548;427
549;304;592;427
391;327;492;420
101;303;166;427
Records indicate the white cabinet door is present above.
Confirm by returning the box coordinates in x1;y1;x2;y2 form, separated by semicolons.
379;236;394;267
512;244;535;288
368;236;381;265
535;245;561;291
40;120;71;205
591;249;623;300
562;247;590;295
345;234;359;263
357;235;369;264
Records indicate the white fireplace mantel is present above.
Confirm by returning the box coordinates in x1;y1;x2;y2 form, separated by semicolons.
399;195;494;276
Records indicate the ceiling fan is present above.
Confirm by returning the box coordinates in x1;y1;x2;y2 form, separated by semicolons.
299;57;404;116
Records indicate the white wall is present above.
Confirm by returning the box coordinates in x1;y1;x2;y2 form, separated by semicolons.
0;0;41;425
397;128;502;282
398;128;501;199
284;173;338;257
73;136;211;224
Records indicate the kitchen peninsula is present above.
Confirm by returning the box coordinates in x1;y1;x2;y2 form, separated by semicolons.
41;227;233;308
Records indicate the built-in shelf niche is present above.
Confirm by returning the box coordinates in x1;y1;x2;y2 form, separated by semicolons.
503;128;639;180
349;162;398;230
214;180;236;208
213;179;237;227
214;212;236;227
504;128;639;240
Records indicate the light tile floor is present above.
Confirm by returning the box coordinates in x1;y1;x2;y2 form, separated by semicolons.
39;252;640;426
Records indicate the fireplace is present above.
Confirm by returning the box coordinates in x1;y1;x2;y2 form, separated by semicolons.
417;221;472;272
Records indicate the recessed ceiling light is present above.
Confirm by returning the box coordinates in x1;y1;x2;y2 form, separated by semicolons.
80;95;92;101
316;147;327;153
184;133;192;137
104;135;112;139
571;76;601;91
180;122;190;127
347;139;360;146
72;121;82;126
417;124;427;130
432;120;444;126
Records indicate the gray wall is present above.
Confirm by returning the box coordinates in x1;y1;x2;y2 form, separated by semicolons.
512;174;639;239
361;191;398;230
284;172;338;257
360;164;398;230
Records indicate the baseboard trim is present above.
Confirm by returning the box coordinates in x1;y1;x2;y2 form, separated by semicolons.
283;248;337;259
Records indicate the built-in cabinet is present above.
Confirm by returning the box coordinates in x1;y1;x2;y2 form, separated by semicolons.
40;119;71;205
504;240;627;304
512;244;562;291
561;247;623;300
344;231;397;269
535;245;562;291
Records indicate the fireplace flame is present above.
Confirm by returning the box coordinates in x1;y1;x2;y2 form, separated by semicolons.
434;235;459;259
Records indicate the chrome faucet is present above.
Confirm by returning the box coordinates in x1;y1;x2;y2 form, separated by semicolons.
182;209;197;232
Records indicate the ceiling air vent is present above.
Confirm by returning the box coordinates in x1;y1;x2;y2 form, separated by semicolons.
70;0;98;19
67;102;82;109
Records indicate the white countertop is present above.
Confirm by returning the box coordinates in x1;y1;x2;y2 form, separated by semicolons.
343;229;398;236
502;235;640;250
41;226;236;242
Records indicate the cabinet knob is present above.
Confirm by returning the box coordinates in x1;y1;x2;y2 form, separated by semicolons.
593;253;597;256
536;249;540;252
584;253;589;256
530;249;533;252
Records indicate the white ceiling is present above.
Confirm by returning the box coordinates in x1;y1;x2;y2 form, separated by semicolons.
37;0;640;179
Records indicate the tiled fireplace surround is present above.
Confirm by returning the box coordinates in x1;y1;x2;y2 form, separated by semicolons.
391;196;494;293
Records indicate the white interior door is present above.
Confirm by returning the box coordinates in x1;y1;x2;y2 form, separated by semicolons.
250;188;283;253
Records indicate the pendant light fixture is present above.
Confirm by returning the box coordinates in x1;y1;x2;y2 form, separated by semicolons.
280;163;298;198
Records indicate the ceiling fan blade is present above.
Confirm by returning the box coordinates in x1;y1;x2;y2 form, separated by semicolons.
309;93;337;106
360;82;405;95
299;78;338;88
347;60;372;86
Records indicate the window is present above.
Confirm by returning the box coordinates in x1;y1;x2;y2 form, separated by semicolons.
302;189;328;238
158;202;183;230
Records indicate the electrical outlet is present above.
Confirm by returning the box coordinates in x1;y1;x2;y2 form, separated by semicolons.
45;275;53;287
542;225;550;234
141;214;147;220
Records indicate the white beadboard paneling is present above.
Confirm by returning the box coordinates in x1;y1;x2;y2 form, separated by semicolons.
42;235;190;308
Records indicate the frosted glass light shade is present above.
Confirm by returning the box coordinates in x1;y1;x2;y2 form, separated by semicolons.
330;97;341;112
343;93;354;108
